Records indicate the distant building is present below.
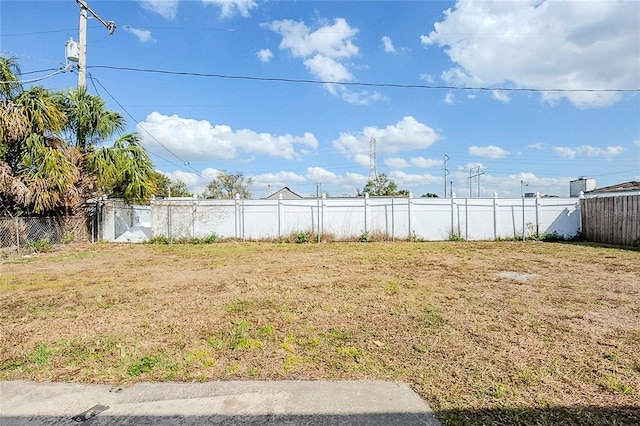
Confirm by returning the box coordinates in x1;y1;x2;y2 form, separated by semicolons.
570;177;596;197
265;187;304;200
584;181;640;198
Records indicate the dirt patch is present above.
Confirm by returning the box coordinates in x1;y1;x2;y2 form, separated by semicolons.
1;241;639;425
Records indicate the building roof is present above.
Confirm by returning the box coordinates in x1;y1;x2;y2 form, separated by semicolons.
588;181;640;193
265;187;304;200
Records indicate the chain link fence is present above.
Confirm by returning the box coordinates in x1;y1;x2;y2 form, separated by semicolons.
0;215;94;256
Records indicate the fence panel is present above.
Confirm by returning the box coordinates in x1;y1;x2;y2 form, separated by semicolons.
102;196;582;243
413;198;452;240
581;195;640;246
0;216;92;254
102;201;151;242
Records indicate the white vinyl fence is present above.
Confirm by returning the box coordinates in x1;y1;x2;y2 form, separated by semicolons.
102;193;581;242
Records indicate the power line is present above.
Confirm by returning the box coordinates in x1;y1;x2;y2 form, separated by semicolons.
0;64;73;85
89;74;202;177
0;27;101;37
88;65;640;93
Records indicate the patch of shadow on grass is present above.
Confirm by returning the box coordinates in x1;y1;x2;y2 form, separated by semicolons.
439;405;640;426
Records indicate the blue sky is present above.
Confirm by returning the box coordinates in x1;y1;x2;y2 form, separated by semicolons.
2;0;639;197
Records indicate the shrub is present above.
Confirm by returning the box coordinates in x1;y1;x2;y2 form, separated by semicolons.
30;238;53;253
148;235;169;244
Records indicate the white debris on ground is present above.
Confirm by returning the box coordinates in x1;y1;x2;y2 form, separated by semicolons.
498;271;539;282
114;224;151;243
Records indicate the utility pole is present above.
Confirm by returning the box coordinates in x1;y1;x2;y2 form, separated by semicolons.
468;166;484;197
76;0;115;88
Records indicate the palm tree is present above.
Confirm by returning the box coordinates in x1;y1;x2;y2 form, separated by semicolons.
88;133;156;202
56;86;125;151
0;69;75;215
0;56;22;100
1;56;155;215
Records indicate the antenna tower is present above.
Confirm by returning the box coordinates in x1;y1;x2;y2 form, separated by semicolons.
369;136;378;181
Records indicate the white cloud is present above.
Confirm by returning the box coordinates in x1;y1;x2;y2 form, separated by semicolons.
305;167;341;184
140;0;257;19
334;116;441;165
304;168;368;191
469;145;509;159
553;145;624;159
491;90;510;103
527;142;544;150
410;157;443;169
384;157;410;169
381;36;395;53
266;18;359;59
553;146;577;159
421;0;640;108
419;73;434;83
139;0;178;19
138;112;317;162
382;156;443;171
256;48;273;63
389;171;441;187
304;54;353;83
123;26;154;43
200;0;257;18
634;138;640;147
266;18;382;104
161;168;216;196
338;88;386;105
444;92;455;105
253;171;306;188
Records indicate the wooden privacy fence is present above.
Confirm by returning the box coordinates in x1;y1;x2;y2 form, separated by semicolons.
581;195;640;246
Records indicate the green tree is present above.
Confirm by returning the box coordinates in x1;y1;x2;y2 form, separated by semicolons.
421;193;439;198
0;69;75;215
88;133;155;201
55;86;125;151
0;56;156;215
0;56;22;100
358;173;409;196
150;171;192;198
205;171;253;199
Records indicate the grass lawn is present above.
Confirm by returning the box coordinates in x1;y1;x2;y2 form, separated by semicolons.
1;241;639;425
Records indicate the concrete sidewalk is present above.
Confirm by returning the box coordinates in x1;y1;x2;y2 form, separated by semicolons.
1;380;440;425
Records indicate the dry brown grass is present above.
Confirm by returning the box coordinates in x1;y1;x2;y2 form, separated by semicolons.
1;241;639;425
